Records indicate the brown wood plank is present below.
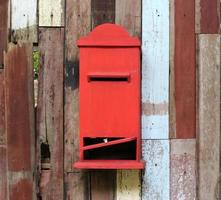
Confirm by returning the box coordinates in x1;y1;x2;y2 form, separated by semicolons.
198;34;220;200
37;28;64;200
91;0;115;29
90;170;116;200
0;146;7;200
64;0;91;199
0;70;5;144
174;0;195;138
0;0;9;68
115;0;141;37
200;0;220;33
4;42;35;200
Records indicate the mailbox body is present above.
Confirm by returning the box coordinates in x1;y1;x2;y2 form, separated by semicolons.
74;24;144;169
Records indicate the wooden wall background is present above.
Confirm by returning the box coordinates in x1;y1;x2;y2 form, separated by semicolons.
0;0;220;199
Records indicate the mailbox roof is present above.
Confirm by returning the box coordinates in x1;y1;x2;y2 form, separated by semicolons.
77;23;140;47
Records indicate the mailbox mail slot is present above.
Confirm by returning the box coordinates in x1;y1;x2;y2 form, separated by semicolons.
73;23;145;169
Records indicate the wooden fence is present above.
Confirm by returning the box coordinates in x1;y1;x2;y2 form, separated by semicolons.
0;0;220;199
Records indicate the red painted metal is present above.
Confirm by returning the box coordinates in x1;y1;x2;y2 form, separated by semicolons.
73;23;144;169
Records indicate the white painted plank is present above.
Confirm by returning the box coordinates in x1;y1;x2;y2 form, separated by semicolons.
142;140;170;200
11;0;37;42
116;170;141;200
142;0;169;139
198;34;220;200
170;139;196;200
39;0;64;26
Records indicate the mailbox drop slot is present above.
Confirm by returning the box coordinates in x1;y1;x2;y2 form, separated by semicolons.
88;73;130;82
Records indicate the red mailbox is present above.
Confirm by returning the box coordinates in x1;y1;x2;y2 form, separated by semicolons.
74;23;145;169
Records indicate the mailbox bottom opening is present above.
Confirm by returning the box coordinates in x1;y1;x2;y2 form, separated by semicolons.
73;160;145;169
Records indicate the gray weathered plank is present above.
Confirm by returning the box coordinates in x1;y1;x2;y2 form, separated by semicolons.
38;28;64;199
198;34;220;200
4;42;36;200
170;139;196;200
64;0;91;199
115;0;141;37
11;0;37;43
39;0;64;27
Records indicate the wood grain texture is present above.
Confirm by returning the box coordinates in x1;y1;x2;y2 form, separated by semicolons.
170;139;196;200
142;0;169;139
142;140;170;200
90;170;116;200
116;170;141;200
11;0;37;43
91;0;115;28
0;0;9;68
175;0;195;139
115;0;141;37
64;0;91;199
198;35;220;200
0;146;7;200
4;42;35;200
39;0;64;27
199;0;220;33
38;28;64;199
0;70;5;144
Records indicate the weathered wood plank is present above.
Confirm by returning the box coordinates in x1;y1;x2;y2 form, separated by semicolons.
116;170;141;200
0;146;7;200
142;0;169;139
39;0;64;27
196;0;220;33
198;34;220;200
142;140;170;199
91;0;115;29
64;0;91;199
115;0;141;37
90;170;115;200
0;70;5;144
174;0;195;138
170;139;196;200
4;42;35;200
11;0;37;43
0;0;9;68
37;28;64;200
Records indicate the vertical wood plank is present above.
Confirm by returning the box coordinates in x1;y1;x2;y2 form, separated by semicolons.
91;0;115;29
115;0;141;37
170;139;196;200
38;28;64;199
198;0;220;33
90;170;116;200
0;69;7;200
0;0;9;68
198;34;220;200
142;140;170;200
64;0;91;199
115;1;142;199
39;0;64;27
142;0;169;139
174;0;196;139
4;42;35;200
11;0;37;43
116;170;141;200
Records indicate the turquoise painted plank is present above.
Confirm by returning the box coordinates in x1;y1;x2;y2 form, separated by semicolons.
142;0;169;139
142;140;170;199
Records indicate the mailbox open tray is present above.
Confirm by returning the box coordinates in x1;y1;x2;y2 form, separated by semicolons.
74;137;145;169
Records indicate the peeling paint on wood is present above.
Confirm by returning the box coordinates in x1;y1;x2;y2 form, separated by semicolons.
115;0;141;37
39;0;64;27
175;0;195;139
170;139;196;200
142;140;170;200
64;0;91;199
116;170;141;200
38;28;64;200
0;0;9;68
4;42;35;200
198;35;220;200
142;0;169;139
11;0;37;42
